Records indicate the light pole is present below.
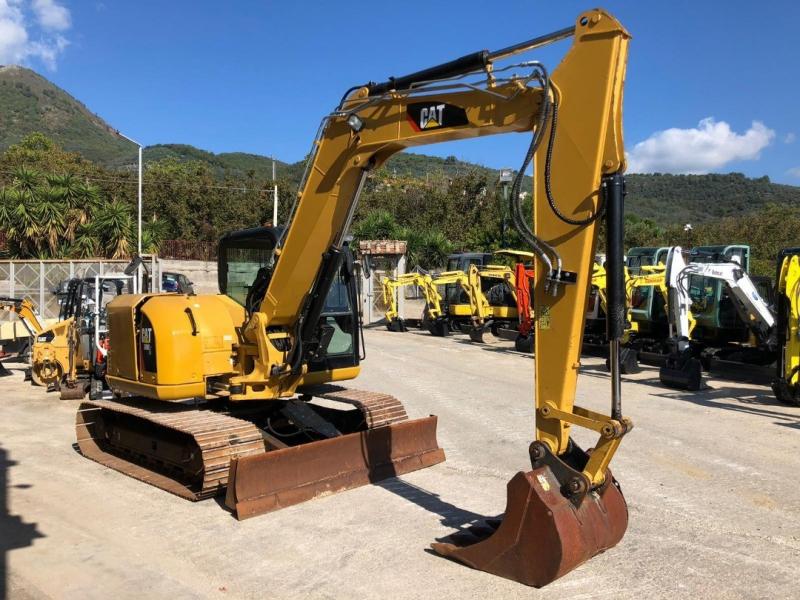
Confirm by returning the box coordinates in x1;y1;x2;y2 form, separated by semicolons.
117;131;143;290
683;223;693;248
272;157;278;227
116;131;143;255
499;168;514;248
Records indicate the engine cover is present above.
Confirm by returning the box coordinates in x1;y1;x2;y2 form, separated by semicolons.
106;293;245;400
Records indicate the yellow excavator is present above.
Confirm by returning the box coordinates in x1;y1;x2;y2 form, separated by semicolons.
32;275;135;399
75;10;631;587
0;297;46;375
773;247;800;406
428;269;472;336
380;271;441;332
465;263;519;343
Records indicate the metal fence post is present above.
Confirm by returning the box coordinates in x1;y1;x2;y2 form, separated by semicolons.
39;261;45;312
9;262;14;297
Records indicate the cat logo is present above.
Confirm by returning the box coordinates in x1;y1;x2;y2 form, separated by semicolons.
141;327;152;344
407;102;469;132
419;104;445;129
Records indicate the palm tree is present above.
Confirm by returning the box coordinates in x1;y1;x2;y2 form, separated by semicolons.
94;199;133;258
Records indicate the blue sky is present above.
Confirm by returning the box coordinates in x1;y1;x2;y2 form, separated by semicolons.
2;0;798;183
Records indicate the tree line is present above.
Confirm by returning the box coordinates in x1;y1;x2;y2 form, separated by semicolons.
1;133;797;278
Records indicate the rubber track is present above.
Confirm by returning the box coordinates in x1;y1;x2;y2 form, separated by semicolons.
76;399;265;500
302;384;409;428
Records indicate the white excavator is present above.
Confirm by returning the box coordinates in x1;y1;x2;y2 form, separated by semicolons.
659;248;775;390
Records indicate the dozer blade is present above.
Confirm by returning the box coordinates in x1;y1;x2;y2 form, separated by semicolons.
432;466;627;587
226;415;445;519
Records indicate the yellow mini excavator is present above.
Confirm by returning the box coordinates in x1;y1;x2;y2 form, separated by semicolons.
32;274;135;399
75;9;632;587
429;270;472;335
465;263;519;343
380;271;441;332
773;247;800;405
0;296;46;375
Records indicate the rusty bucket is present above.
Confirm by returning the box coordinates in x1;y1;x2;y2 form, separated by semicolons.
432;443;628;587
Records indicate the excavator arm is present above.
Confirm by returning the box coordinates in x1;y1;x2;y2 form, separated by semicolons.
0;297;45;337
381;272;439;331
234;9;632;586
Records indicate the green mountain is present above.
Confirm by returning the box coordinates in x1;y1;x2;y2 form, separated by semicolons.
2;64;799;227
0;64;133;165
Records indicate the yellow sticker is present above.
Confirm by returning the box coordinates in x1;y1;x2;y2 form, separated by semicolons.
538;305;551;330
536;473;550;491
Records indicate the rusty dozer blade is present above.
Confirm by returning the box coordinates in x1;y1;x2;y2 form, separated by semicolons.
226;415;445;519
432;441;628;587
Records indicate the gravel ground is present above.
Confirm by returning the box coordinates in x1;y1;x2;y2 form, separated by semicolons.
2;327;799;599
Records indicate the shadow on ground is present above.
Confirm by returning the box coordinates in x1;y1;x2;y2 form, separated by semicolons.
376;477;488;532
1;445;44;600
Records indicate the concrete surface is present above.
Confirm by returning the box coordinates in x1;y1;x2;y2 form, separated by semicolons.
1;328;799;599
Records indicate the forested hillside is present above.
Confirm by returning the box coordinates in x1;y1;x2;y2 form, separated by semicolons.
2;64;800;274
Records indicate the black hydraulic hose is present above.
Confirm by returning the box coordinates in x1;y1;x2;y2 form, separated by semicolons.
544;98;604;226
508;66;557;280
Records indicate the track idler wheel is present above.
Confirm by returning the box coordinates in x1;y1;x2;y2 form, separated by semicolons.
431;441;628;587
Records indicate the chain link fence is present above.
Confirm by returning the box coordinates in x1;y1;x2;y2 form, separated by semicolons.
0;260;129;321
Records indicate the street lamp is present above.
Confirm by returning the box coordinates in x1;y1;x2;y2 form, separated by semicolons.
116;131;143;291
499;168;514;247
116;131;143;257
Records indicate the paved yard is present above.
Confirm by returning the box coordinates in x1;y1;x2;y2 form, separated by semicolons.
2;327;799;599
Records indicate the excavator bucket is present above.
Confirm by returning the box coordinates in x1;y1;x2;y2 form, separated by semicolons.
386;319;408;332
659;353;703;391
432;465;627;587
59;381;88;400
226;415;445;519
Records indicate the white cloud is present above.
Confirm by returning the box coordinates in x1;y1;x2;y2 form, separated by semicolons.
32;0;69;30
787;167;800;179
785;132;796;144
627;118;775;174
0;0;71;70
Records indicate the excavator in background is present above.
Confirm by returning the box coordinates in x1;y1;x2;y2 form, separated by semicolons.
465;264;519;343
492;250;536;352
584;262;640;373
428;269;472;336
75;10;632;587
380;271;440;332
659;248;775;390
32;273;137;399
772;248;800;406
0;297;47;375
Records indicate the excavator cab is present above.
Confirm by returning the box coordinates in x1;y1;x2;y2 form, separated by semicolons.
218;226;361;374
688;245;752;344
626;246;669;337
